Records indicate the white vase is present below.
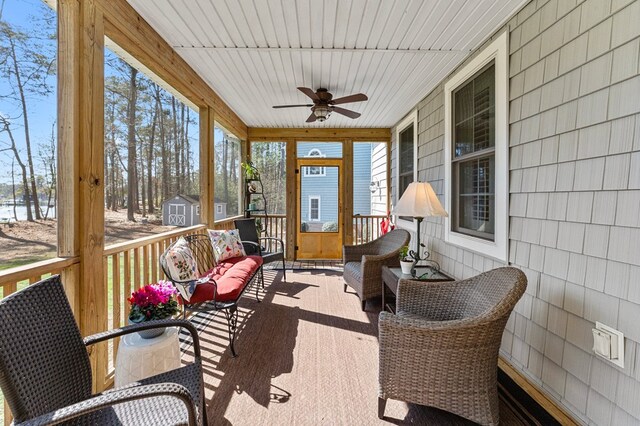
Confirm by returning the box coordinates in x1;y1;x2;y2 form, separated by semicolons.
400;260;413;275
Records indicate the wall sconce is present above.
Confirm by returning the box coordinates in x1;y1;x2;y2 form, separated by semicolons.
369;180;380;194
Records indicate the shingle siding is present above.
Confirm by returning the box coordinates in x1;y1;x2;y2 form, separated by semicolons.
390;0;640;423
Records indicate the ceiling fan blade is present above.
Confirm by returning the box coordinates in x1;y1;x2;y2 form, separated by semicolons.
297;87;319;101
272;104;314;109
331;106;361;119
331;93;368;105
305;112;317;123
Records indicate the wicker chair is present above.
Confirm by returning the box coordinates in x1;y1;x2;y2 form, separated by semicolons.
0;275;207;425
342;229;410;311
234;217;287;282
378;267;527;425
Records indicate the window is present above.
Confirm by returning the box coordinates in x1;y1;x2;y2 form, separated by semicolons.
216;205;223;214
250;141;286;214
303;149;325;177
214;124;241;219
0;0;57;269
394;111;417;229
195;205;200;216
444;31;508;261
104;42;199;237
309;196;320;221
353;142;387;216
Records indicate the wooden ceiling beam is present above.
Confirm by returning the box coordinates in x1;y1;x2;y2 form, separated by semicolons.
97;0;248;139
248;127;391;141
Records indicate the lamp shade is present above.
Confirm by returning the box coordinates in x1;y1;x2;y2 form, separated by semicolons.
392;181;448;218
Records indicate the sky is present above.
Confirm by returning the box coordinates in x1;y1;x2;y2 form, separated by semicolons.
0;0;201;187
0;0;57;184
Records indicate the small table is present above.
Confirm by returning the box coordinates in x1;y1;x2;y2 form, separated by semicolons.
381;266;455;313
115;327;181;387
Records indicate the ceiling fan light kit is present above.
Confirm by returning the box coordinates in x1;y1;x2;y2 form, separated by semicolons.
273;87;368;124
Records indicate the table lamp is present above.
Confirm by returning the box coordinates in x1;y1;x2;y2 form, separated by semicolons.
392;182;448;277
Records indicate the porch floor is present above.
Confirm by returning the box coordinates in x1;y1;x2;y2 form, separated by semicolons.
181;269;533;425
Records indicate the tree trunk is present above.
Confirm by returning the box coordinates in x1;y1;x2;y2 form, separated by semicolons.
127;66;138;221
11;158;18;221
9;37;41;219
147;106;157;214
155;85;168;201
1;120;33;221
223;137;229;209
184;107;190;191
171;97;180;194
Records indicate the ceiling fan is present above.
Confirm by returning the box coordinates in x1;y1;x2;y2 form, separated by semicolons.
272;87;368;123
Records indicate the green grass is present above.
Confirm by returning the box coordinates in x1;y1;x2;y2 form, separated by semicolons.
0;254;55;271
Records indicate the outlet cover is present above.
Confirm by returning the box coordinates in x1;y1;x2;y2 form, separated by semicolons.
594;322;624;368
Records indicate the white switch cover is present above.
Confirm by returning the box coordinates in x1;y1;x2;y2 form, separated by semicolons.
592;322;624;368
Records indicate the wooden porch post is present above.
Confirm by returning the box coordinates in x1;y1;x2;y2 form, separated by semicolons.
285;138;296;261
199;106;215;226
343;139;354;246
57;0;107;392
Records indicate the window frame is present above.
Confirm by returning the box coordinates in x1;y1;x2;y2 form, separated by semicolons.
303;148;326;177
394;110;418;232
444;31;509;262
308;196;321;221
216;204;223;214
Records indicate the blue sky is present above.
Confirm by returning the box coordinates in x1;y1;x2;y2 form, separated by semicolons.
0;0;201;187
0;0;57;184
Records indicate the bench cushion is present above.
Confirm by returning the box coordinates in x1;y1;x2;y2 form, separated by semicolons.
184;255;263;304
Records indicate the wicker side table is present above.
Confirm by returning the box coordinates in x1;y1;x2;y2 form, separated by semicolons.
381;266;455;313
115;327;181;387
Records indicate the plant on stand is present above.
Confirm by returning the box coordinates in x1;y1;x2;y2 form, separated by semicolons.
241;161;259;180
399;245;413;275
128;281;180;339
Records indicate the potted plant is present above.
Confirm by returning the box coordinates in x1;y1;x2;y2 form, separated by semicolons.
241;162;259;180
128;281;179;339
399;245;413;275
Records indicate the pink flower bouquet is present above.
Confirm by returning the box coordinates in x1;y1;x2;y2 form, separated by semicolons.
128;280;179;323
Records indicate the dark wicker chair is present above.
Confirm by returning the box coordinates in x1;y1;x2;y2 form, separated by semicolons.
378;267;527;425
235;217;287;282
160;234;264;357
0;275;206;425
342;229;410;310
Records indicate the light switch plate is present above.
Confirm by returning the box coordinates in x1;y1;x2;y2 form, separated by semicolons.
594;322;624;368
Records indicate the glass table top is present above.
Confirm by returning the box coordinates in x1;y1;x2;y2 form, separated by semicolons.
388;267;453;281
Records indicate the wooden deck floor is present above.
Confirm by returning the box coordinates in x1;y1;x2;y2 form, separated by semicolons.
178;269;540;425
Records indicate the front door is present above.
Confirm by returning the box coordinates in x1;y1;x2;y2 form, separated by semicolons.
296;158;343;259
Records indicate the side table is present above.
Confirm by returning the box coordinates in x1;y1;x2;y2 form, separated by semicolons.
115;327;181;387
381;266;455;313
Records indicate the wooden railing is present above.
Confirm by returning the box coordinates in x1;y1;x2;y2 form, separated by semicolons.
102;224;207;384
352;215;386;245
211;214;245;230
0;256;81;425
253;214;287;257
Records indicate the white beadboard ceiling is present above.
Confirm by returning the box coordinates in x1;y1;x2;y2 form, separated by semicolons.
127;0;526;129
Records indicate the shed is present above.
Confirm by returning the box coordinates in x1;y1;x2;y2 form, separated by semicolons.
162;194;228;227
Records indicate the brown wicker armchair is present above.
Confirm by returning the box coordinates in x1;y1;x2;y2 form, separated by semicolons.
343;229;410;311
378;267;527;425
0;275;207;425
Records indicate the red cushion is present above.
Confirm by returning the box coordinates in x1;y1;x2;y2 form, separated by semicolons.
182;255;263;304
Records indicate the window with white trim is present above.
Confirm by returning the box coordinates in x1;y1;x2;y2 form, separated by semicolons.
309;196;320;221
303;149;326;177
394;111;417;230
216;205;223;214
444;32;509;262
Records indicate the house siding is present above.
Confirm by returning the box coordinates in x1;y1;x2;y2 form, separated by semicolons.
371;142;388;215
300;142;372;226
391;0;640;424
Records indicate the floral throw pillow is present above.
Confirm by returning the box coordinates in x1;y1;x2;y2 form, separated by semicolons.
208;229;246;262
164;236;199;302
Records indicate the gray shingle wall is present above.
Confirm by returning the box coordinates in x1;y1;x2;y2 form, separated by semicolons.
390;0;640;423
